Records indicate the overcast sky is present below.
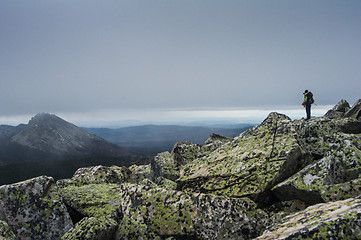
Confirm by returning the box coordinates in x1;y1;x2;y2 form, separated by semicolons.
1;1;360;126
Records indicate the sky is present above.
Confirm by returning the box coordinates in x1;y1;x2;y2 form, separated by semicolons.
1;0;360;127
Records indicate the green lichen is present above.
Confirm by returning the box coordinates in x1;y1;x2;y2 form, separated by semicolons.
0;220;16;239
257;197;361;239
179;114;306;199
58;184;125;219
61;217;117;240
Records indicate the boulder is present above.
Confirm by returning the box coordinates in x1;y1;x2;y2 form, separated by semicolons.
179;112;313;205
0;176;73;240
66;165;131;186
61;217;118;240
272;133;361;204
58;183;125;220
202;133;233;153
256;197;361;239
324;99;350;118
58;181;268;239
118;184;268;239
128;164;153;183
172;141;202;167
338;117;361;134
151;151;179;181
345;99;361;119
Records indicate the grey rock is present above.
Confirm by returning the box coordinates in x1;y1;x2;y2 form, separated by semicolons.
256;197;361;239
0;176;73;240
325;99;350;118
0;219;16;239
345;99;361;119
61;217;118;240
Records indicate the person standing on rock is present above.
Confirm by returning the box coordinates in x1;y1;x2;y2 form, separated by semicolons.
302;90;313;120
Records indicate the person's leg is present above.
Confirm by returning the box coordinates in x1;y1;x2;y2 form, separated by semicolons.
306;104;311;119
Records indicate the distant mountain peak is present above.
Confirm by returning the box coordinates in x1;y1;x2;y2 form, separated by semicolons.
28;112;68;127
10;113;126;158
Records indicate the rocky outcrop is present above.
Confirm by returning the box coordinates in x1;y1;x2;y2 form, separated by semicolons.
61;217;118;240
325;99;350;118
179;112;313;206
0;176;73;239
58;181;267;239
344;99;361;119
1;99;361;239
257;197;361;239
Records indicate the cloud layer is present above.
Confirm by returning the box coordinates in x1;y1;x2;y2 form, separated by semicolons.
1;1;360;125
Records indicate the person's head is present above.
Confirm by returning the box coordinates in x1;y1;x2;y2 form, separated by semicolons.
304;90;308;94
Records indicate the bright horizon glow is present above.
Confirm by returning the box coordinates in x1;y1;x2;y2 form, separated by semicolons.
0;105;333;128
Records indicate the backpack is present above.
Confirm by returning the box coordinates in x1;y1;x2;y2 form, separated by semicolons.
308;92;314;104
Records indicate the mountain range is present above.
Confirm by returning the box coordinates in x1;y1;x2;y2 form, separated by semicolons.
0;113;143;184
0;113;249;185
85;124;252;155
0;113;130;162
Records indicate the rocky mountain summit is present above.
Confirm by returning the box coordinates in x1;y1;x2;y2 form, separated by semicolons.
10;113;128;158
0;99;361;239
0;113;130;165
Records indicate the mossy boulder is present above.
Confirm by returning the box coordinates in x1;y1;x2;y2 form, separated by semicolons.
151;151;180;181
172;141;202;167
119;184;267;239
272;132;361;204
58;181;267;239
0;219;16;239
58;184;125;220
179;112;313;203
344;99;361;120
325;99;350;118
128;164;153;183
152;142;202;183
202;133;233;153
61;217;117;240
153;176;178;190
256;197;361;239
0;176;73;240
59;165;132;187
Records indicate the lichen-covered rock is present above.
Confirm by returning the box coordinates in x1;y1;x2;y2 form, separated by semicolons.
256;197;361;239
151;142;203;183
0;219;16;239
121;184;268;239
172;141;202;167
151;151;180;181
61;217;117;240
0;176;73;240
179;112;313;203
324;99;350;118
338;117;361;134
272;133;361;204
266;200;309;221
58;181;267;239
202;133;233;153
128;164;153;183
59;165;132;187
115;216;161;240
344;99;361;120
59;184;125;220
153;176;178;190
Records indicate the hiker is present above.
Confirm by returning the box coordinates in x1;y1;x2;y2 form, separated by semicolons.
302;90;313;120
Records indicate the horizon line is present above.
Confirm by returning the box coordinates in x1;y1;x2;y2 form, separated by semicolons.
0;105;334;128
